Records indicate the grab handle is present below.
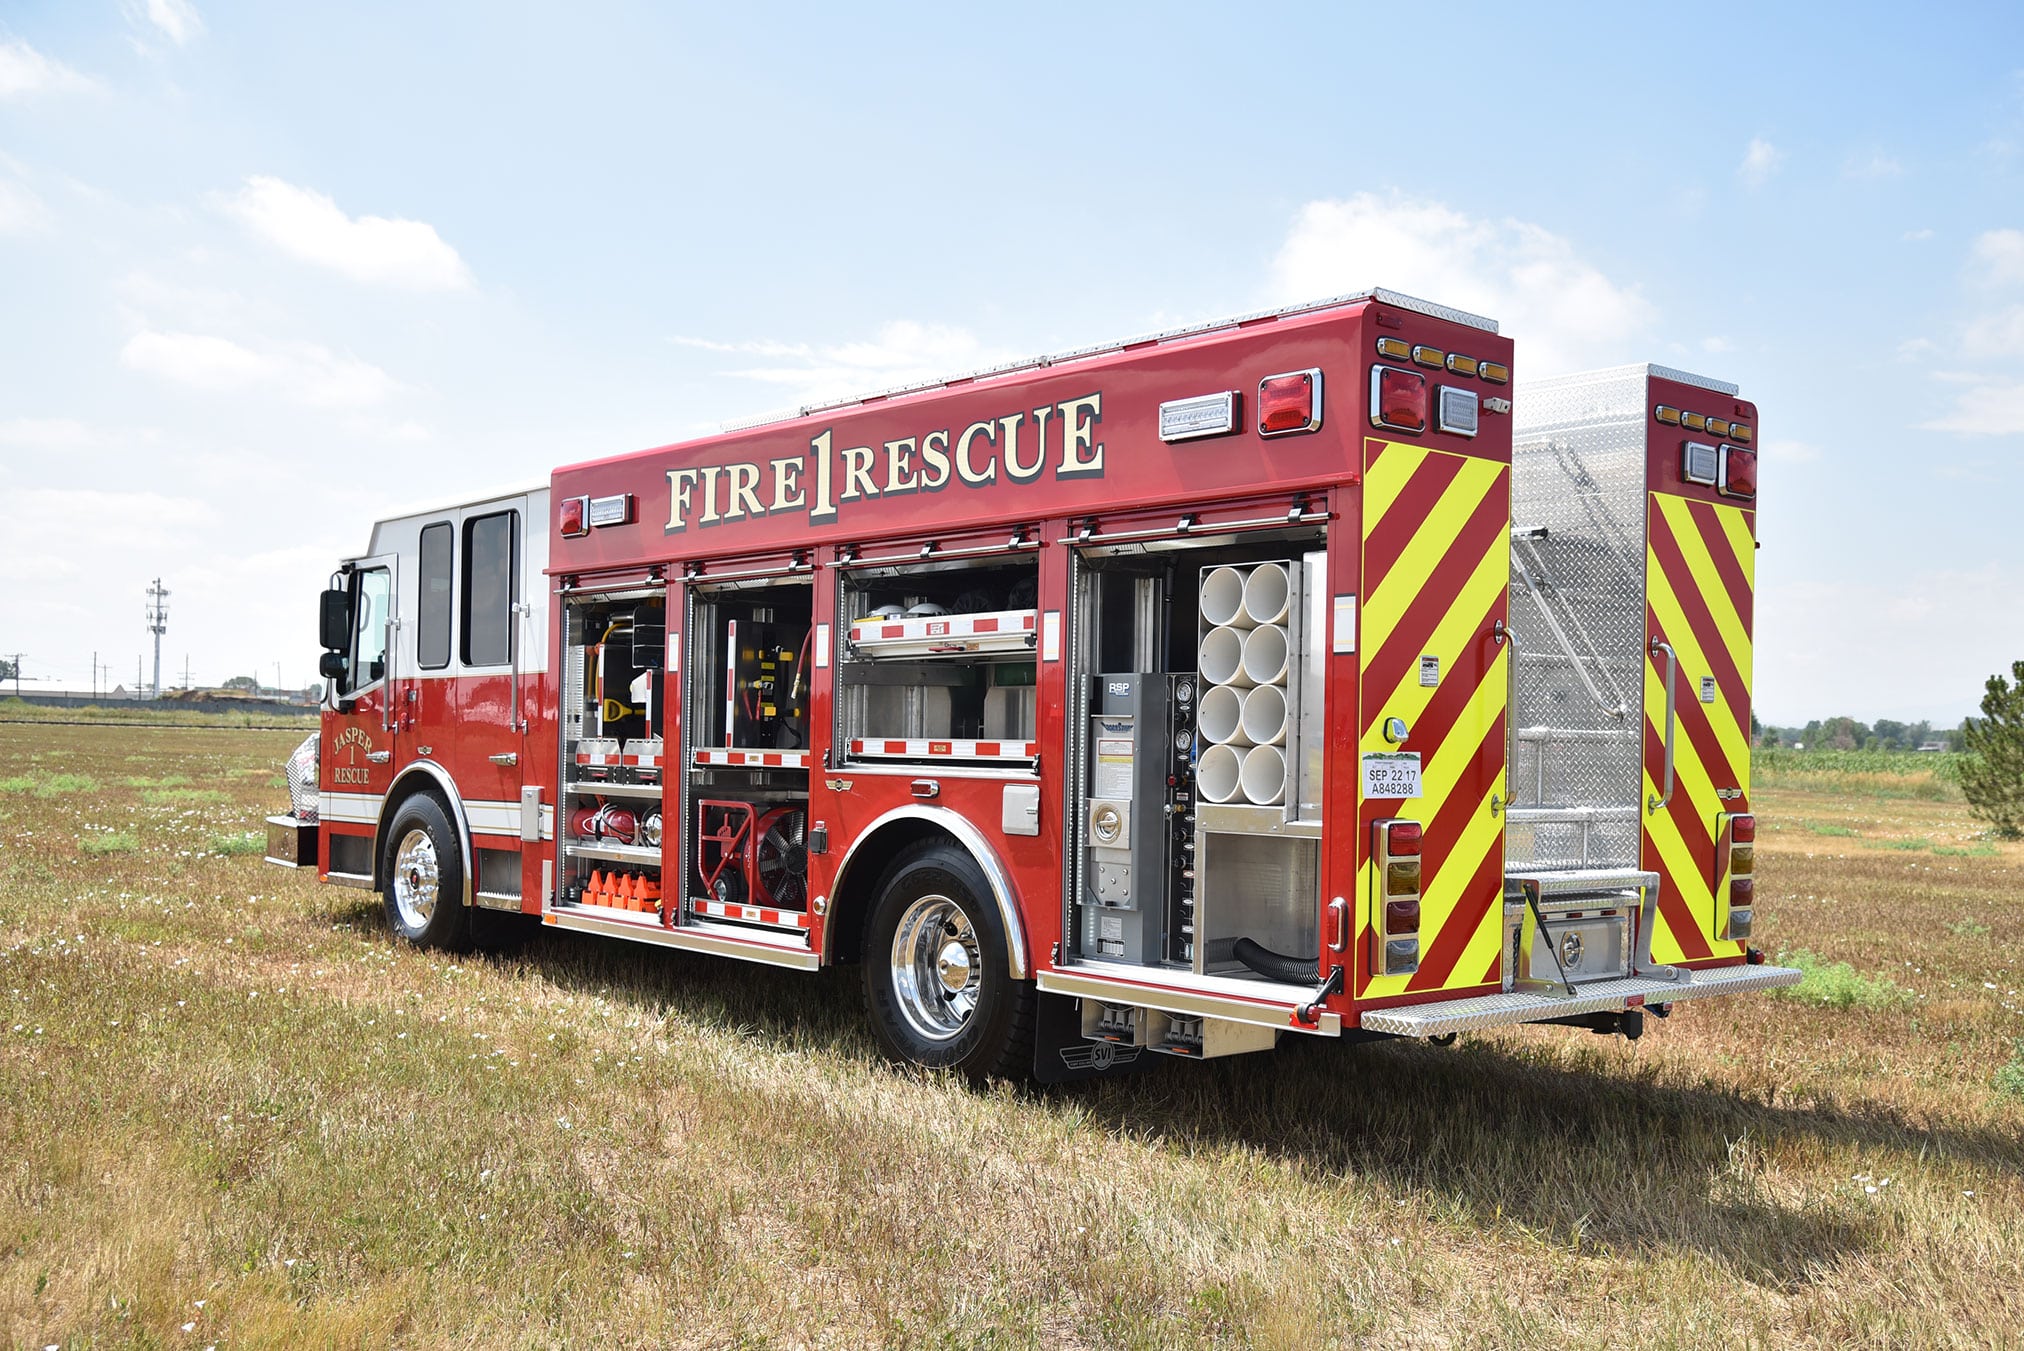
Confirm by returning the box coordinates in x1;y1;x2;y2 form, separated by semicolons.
1647;638;1677;814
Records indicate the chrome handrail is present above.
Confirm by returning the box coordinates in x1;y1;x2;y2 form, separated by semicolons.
1647;638;1677;814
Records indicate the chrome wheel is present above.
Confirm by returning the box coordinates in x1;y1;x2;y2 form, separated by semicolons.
392;827;440;929
890;893;982;1042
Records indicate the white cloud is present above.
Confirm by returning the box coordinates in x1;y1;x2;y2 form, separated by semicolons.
1896;336;1936;361
219;176;474;291
1963;306;2024;360
0;176;48;232
1903;227;1934;242
1921;379;2024;436
1700;335;1732;353
0;39;98;98
1738;138;1783;187
674;321;1016;411
1844;151;1904;180
121;329;401;408
132;0;204;45
1972;228;2024;286
1266;193;1654;376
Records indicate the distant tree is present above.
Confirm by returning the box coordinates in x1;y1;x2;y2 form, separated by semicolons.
222;675;260;691
1960;661;2024;839
0;657;13;681
1817;716;1866;751
1872;718;1909;751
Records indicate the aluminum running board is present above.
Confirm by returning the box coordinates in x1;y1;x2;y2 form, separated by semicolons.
1359;963;1803;1039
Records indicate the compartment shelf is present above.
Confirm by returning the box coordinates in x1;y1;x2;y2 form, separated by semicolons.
849;738;1037;763
689;897;812;931
564;840;663;865
693;748;811;770
846;608;1038;660
563;781;663;800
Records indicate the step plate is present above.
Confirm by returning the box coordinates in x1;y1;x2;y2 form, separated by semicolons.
1358;963;1802;1038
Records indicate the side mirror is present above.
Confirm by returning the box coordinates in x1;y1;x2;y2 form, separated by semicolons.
319;587;351;653
318;651;349;681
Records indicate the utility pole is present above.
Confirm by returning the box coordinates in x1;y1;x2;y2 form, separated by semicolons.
6;654;21;696
145;578;170;701
92;649;97;700
182;653;191;692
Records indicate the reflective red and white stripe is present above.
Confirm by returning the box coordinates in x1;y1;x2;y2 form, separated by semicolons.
692;898;811;930
693;749;811;769
849;738;1037;760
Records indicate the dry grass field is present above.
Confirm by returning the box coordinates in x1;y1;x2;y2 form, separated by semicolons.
1;722;2020;1348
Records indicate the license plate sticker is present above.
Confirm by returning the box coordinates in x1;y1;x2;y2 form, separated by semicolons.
1361;751;1422;800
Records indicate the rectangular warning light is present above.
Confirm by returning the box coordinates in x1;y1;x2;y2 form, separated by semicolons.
1159;391;1239;443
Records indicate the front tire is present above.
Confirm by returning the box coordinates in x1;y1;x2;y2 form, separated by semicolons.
381;795;471;951
862;842;1033;1079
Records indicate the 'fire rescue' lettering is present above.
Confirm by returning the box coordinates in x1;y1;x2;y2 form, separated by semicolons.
666;391;1104;533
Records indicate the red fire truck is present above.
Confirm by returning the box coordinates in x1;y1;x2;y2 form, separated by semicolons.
267;289;1800;1080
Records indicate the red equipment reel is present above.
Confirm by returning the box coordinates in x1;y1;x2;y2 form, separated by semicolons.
570;801;639;845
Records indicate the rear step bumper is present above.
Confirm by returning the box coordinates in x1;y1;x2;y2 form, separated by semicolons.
1358;962;1803;1039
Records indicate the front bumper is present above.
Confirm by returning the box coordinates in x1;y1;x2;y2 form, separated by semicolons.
1357;962;1803;1038
265;813;318;869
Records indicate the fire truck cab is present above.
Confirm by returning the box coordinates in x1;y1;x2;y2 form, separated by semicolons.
270;290;1800;1081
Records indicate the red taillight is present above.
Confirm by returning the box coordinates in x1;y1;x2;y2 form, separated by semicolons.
1730;814;1755;844
1370;365;1426;433
1257;369;1323;436
1730;876;1754;906
1384;898;1421;936
1385;820;1422;856
1719;446;1756;499
559;495;589;537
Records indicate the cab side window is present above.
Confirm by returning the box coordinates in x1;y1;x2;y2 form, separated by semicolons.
418;523;453;670
462;510;519;667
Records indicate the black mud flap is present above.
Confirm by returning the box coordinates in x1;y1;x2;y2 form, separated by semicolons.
1030;990;1159;1084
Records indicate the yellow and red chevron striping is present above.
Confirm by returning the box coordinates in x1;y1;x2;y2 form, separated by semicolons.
1642;492;1755;966
1357;438;1510;1002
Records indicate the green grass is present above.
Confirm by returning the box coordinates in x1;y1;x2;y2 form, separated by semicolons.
1950;919;1993;938
0;775;33;793
208;831;265;857
0;695;318;730
1754;747;1966;802
1806;822;1858;838
141;786;228;806
1772;949;1915;1009
120;774;193;789
1878;837;1930;851
4;724;2022;1348
32;773;99;796
1997;1046;2024;1099
79;831;139;856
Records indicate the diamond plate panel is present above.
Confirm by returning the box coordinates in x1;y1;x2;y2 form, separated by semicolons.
1507;369;1651;871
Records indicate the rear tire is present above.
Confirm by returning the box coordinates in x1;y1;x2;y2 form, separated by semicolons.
862;841;1033;1080
381;795;471;951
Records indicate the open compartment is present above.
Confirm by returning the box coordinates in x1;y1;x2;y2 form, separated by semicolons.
682;573;813;931
1067;525;1326;979
558;587;668;918
836;552;1040;766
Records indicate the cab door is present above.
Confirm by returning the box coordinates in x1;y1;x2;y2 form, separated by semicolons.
449;504;533;897
323;555;401;874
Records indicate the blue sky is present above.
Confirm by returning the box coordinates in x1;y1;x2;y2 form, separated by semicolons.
2;1;2020;722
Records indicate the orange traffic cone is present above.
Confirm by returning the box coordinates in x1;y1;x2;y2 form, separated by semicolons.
585;870;607;905
638;875;661;917
616;873;637;910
